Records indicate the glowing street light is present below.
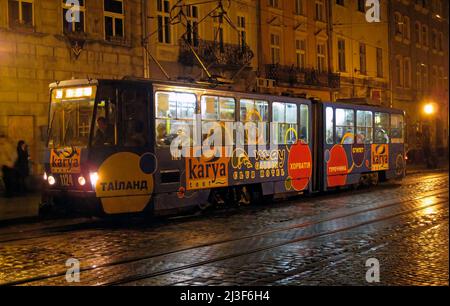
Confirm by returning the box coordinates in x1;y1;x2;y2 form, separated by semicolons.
423;103;436;115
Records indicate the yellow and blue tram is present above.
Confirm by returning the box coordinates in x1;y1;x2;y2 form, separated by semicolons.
42;78;406;216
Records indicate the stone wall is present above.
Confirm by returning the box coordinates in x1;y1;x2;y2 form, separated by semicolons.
0;0;145;173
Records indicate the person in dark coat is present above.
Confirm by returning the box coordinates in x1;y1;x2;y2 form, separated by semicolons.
0;135;18;197
15;140;30;194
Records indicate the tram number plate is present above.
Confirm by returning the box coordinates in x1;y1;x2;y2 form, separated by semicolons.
60;174;74;187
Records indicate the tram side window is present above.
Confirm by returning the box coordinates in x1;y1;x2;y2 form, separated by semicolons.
201;96;236;121
155;92;196;147
325;107;334;145
299;104;309;144
93;90;117;147
390;114;404;144
374;112;390;144
335;108;355;144
356;111;373;144
273;102;298;145
201;96;236;145
240;99;269;145
122;87;149;147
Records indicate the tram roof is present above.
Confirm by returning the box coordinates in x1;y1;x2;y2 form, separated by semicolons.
49;78;404;114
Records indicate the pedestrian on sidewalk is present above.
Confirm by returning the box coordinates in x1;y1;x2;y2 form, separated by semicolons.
14;140;30;195
0;135;18;197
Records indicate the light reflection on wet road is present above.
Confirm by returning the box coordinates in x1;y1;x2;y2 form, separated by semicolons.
0;170;448;286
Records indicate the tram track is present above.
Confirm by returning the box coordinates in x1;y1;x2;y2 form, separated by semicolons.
245;219;449;286
2;187;447;286
0;172;446;245
107;198;448;286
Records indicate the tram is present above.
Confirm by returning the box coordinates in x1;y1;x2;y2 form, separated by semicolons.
42;78;406;216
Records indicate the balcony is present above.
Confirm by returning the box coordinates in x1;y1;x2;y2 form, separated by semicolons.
265;64;340;89
178;39;254;70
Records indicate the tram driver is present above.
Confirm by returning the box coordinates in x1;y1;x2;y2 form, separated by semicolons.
93;117;114;146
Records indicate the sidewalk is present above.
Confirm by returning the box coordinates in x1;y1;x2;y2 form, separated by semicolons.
406;161;449;175
0;193;41;223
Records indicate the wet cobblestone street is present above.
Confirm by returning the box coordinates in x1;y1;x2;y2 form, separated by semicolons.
0;170;448;286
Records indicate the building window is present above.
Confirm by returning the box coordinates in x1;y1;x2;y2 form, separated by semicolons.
416;64;422;91
376;48;383;78
438;32;443;52
295;39;306;69
62;0;85;34
422;25;428;47
185;5;199;47
403;16;410;41
394;12;403;37
269;0;280;9
336;0;344;6
395;56;403;87
295;0;305;15
8;0;34;28
213;16;225;52
337;39;346;72
315;0;325;21
403;57;411;88
357;0;365;12
431;29;438;50
359;43;366;75
157;0;171;44
104;0;124;40
237;15;246;49
317;42;326;73
431;66;439;90
422;64;428;91
438;68;445;90
415;22;421;45
270;33;281;64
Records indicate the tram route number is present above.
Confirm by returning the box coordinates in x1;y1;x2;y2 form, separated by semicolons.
60;174;74;187
180;290;270;304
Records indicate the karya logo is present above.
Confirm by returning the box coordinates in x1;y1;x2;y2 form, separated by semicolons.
366;0;381;23
65;0;82;23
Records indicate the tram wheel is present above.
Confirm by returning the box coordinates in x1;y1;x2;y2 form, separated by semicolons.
359;174;370;188
370;173;379;186
249;185;263;205
237;186;251;206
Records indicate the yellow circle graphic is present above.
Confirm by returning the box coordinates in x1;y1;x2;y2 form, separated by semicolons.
96;152;154;214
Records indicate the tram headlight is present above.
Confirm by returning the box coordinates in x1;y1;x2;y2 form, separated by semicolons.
90;172;99;189
48;176;56;186
78;176;86;186
43;172;48;181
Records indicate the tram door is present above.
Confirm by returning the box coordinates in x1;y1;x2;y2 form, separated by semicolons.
93;83;156;215
323;106;354;189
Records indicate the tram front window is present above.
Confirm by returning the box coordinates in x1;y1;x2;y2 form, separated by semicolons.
48;86;97;148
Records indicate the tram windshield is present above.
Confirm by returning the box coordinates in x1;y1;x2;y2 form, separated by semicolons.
48;86;97;148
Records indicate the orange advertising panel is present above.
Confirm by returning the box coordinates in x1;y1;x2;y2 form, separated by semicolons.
186;156;229;191
50;148;81;174
371;144;389;171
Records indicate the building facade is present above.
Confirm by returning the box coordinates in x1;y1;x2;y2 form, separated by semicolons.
257;0;338;101
0;0;145;172
330;0;390;106
389;0;449;159
145;0;258;91
0;0;448;174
